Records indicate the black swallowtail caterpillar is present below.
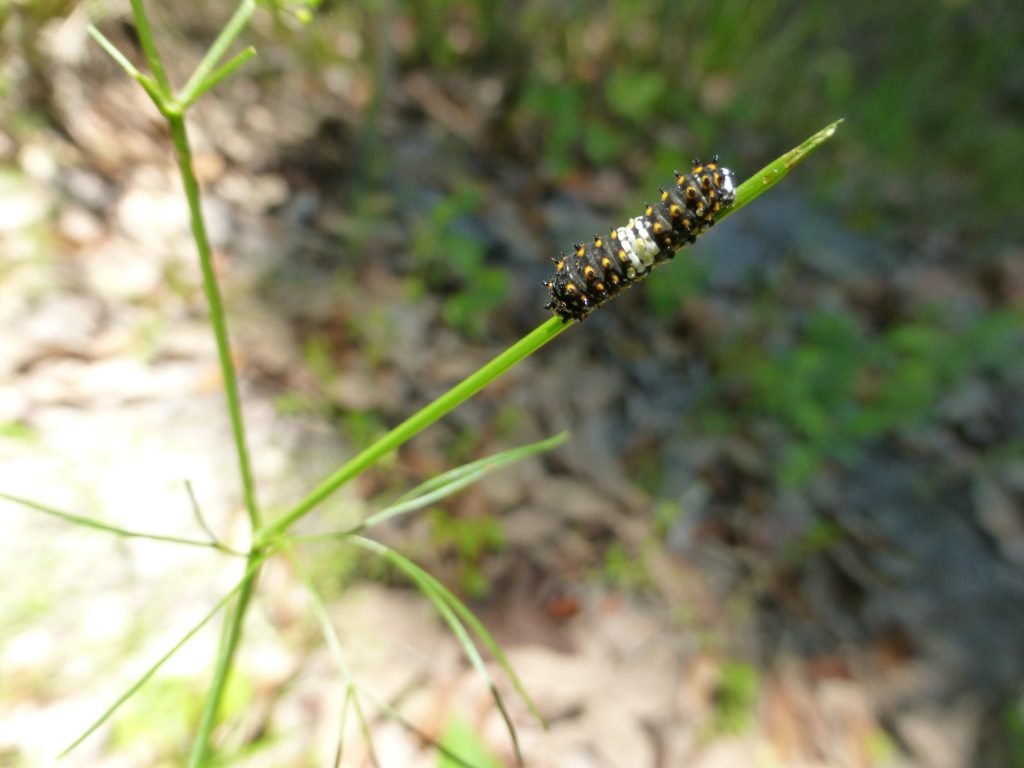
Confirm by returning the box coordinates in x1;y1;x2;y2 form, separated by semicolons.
544;157;736;322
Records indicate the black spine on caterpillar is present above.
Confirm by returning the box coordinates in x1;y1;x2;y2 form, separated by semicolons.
544;157;736;322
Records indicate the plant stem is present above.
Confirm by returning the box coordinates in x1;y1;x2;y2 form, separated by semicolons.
257;317;570;544
167;114;262;530
167;108;266;768
128;0;171;94
188;551;263;766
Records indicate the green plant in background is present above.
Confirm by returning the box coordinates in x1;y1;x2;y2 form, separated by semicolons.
1002;700;1024;767
110;675;251;756
429;507;505;597
865;725;900;765
644;255;709;319
301;332;337;387
710;660;760;736
784;518;842;564
519;81;586;176
410;182;509;339
0;0;840;761
653;499;684;537
599;541;653;592
352;0;1022;242
437;714;503;768
703;307;1023;485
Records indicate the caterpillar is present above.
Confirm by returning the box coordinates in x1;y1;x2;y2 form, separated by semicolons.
544;157;736;322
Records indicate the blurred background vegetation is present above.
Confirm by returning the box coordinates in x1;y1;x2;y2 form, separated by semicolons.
2;0;1023;765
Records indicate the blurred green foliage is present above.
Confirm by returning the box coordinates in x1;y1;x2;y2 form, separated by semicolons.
428;507;504;596
710;660;761;735
409;182;509;339
702;307;1023;485
110;672;253;758
784;518;842;563
599;541;653;591
1002;700;1024;767
111;678;201;757
866;730;900;765
437;713;502;768
644;257;709;319
322;0;1023;241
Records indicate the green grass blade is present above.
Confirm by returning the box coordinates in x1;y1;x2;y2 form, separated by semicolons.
349;689;381;768
333;687;354;768
362;694;486;768
285;544;383;766
184;480;228;549
362;432;568;530
351;537;524;766
178;0;257;108
289;544;496;766
127;0;172;94
60;556;265;756
180;46;256;109
0;491;241;554
368;544;545;730
87;24;143;79
391;432;568;506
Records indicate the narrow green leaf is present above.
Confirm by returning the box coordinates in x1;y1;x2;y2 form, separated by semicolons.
87;24;143;79
0;491;241;554
349;689;380;768
363;432;568;529
288;543;505;765
351;537;525;765
178;0;257;108
284;544;381;766
60;557;265;756
180;47;257;109
298;534;491;767
333;687;354;768
377;547;545;730
88;23;168;112
127;0;172;94
183;480;226;549
393;432;567;507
